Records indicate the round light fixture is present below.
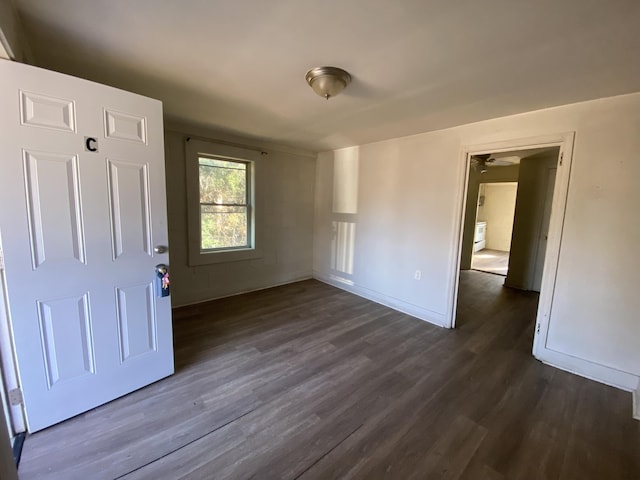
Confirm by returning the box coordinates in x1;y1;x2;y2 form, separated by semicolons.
305;66;351;100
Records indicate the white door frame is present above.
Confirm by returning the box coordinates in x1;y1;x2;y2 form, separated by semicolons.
0;237;26;435
0;395;17;480
447;132;575;357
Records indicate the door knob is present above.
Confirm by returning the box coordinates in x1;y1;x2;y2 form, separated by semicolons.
154;245;168;254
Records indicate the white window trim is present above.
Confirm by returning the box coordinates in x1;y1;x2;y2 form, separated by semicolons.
199;156;252;252
185;138;262;265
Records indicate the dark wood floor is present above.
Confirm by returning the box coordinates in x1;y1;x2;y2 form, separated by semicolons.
18;272;640;479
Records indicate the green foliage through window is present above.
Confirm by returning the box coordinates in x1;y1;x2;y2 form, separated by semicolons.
199;157;250;250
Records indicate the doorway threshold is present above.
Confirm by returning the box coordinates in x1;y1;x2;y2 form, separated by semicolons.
471;268;506;277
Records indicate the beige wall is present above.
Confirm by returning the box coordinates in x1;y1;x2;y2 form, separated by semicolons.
0;0;28;61
480;182;518;251
164;127;316;307
314;92;640;390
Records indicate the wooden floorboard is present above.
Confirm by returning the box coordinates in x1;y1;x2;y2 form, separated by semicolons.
471;249;509;276
18;273;640;479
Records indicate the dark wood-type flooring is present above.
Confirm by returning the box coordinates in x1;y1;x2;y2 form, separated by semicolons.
19;272;640;479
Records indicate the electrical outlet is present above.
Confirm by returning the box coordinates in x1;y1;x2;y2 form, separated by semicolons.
414;270;421;280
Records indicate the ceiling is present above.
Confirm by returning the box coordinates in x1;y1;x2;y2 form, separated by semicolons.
14;0;640;152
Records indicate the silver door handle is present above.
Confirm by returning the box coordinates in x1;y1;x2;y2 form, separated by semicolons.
154;245;168;254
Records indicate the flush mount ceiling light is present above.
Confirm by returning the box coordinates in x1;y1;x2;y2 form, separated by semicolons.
305;66;351;100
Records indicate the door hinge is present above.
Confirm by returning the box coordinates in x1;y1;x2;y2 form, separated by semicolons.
8;388;23;406
536;323;541;334
559;152;564;166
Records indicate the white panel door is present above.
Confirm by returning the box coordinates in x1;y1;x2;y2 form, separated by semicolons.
532;167;557;291
0;59;173;432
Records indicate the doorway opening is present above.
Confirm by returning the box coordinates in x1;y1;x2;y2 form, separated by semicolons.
458;146;560;327
471;181;518;276
461;146;559;294
449;133;574;349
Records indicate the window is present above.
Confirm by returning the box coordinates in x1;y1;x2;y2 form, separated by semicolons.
186;138;261;265
199;157;250;251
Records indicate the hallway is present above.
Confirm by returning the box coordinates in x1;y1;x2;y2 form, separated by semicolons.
471;249;509;276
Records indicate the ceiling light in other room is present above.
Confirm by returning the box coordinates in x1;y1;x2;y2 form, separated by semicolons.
305;66;351;100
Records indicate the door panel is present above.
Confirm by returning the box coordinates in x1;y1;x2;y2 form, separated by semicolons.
38;293;95;387
104;109;147;143
107;160;153;259
19;91;76;132
0;59;173;432
115;283;157;362
23;150;86;267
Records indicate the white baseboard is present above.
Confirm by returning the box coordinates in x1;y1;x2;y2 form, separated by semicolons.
633;389;639;421
171;274;313;309
537;348;640;392
313;271;446;327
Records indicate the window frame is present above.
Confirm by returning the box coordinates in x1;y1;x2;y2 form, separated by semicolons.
185;138;261;265
198;156;251;252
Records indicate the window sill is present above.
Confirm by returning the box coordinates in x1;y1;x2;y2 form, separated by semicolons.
188;246;262;266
